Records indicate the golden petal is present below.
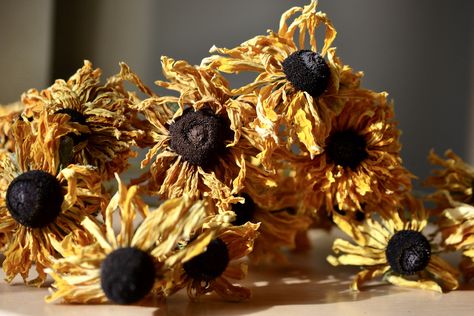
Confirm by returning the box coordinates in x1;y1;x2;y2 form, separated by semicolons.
426;255;459;291
386;275;442;293
350;266;389;291
212;276;251;302
331;238;384;258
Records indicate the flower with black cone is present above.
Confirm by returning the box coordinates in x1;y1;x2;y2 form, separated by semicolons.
169;108;233;168
6;170;64;228
183;238;230;281
386;230;431;275
232;194;256;226
100;247;156;305
326;130;368;170
282;50;331;98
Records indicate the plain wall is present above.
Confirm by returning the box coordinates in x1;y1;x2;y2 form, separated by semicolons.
0;0;53;103
0;0;473;183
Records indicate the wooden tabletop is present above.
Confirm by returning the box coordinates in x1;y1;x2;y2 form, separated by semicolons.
1;230;472;316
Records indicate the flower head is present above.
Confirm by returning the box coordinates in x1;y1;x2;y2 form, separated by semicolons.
299;91;412;219
20;60;144;180
203;0;362;162
163;222;259;301
425;150;474;213
327;195;459;292
124;57;270;212
230;170;312;264
46;175;231;304
0;115;104;285
438;203;474;281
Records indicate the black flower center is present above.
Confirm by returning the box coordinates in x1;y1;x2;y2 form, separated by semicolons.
100;247;156;305
55;108;88;143
326;130;368;169
386;230;431;275
354;210;365;222
282;50;331;98
334;205;346;216
183;238;229;281
169;108;232;167
6;170;64;228
55;108;87;125
232;194;256;226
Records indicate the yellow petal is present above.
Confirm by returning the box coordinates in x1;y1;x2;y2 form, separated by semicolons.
386;275;442;293
294;108;322;158
351;266;389;291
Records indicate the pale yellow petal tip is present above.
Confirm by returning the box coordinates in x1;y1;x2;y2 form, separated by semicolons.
386;275;443;293
350;281;361;292
326;255;340;266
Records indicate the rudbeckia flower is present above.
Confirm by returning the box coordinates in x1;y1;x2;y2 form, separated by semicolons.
46;175;231;304
230;170;312;264
299;91;412;218
0;115;104;285
438;203;474;281
327;195;459;292
202;0;362;161
20;60;144;180
0;101;23;152
425;150;474;213
124;57;269;212
162;222;259;301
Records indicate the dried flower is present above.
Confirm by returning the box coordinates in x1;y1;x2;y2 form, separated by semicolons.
163;223;259;301
328;195;459;292
203;0;362;163
124;57;270;212
20;60;144;180
0;116;104;285
46;175;230;304
425;150;474;213
299;91;412;218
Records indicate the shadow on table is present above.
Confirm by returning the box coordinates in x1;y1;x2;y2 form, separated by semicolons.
153;250;403;316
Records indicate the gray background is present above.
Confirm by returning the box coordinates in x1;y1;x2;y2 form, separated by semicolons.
1;0;473;184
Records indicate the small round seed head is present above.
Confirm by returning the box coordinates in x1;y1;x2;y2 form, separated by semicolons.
169;108;233;168
55;108;88;143
55;108;87;125
100;247;156;305
183;238;229;281
354;210;365;222
232;194;256;226
326;130;368;170
282;50;331;97
386;230;431;275
6;170;64;228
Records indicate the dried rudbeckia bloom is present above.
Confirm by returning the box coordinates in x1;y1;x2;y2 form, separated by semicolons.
0;117;104;285
125;57;267;211
20;60;144;180
299;91;412;218
46;175;229;304
164;222;259;301
438;203;474;281
230;172;312;264
425;150;474;213
327;195;459;292
0;101;23;152
203;0;362;160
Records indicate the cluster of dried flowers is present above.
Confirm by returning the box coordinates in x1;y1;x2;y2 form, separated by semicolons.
0;0;472;306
